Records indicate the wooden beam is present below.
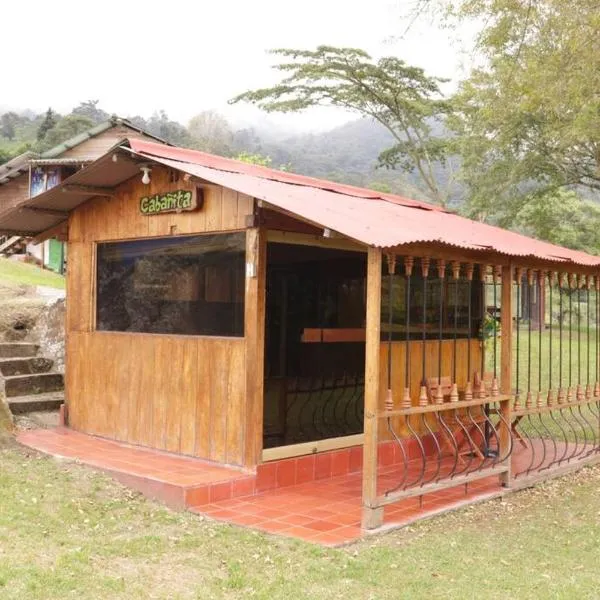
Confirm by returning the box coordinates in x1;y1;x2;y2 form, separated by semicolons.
244;227;267;467
362;246;383;530
266;229;365;253
31;221;68;245
500;264;514;487
62;185;115;197
19;206;68;217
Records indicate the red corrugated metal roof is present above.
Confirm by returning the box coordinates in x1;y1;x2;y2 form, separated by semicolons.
129;139;600;268
128;139;445;213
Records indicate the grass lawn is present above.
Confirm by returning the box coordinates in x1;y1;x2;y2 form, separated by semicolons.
0;258;65;289
1;435;599;599
487;326;600;395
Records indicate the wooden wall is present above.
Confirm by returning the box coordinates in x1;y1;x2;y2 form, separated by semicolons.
378;338;482;438
66;166;257;466
0;174;28;216
60;127;162;159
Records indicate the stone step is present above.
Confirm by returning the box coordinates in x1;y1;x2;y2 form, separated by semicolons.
0;342;39;358
0;357;54;376
3;372;64;397
8;391;64;414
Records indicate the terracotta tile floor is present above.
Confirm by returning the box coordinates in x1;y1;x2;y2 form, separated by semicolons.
190;465;503;546
18;428;553;547
18;428;248;484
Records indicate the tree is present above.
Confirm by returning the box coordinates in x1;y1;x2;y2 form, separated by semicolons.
37;108;58;141
71;100;109;124
146;110;192;146
188;110;234;156
40;115;95;149
0;112;19;141
421;0;600;225
231;46;454;205
234;151;272;167
514;189;600;255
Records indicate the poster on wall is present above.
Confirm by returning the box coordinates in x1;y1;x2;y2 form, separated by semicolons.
30;167;61;197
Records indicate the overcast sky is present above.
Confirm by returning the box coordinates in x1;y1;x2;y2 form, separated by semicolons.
1;0;472;131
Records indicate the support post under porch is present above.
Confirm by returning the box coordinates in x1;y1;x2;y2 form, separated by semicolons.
361;246;383;530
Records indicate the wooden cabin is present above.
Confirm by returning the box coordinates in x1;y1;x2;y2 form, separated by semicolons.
3;138;600;530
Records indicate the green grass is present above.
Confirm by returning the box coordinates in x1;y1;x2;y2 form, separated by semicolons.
1;438;600;599
0;258;65;289
487;326;599;396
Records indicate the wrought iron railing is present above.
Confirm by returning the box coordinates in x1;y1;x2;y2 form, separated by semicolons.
373;395;513;506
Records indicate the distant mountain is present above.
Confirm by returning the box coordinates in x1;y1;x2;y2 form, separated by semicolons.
234;118;462;204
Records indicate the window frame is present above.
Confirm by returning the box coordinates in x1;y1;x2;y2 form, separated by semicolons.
93;230;248;339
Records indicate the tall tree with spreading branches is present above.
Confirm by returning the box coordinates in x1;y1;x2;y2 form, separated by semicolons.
407;1;600;228
232;46;455;206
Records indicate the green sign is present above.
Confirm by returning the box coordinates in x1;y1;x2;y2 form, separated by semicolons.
140;189;197;215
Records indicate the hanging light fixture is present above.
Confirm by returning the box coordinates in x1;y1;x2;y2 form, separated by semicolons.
140;165;152;185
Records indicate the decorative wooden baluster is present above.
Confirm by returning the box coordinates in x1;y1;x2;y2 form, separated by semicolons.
418;257;430;407
402;256;414;409
514;267;524;411
385;252;396;412
434;259;446;405
491;265;501;397
449;260;461;403
525;269;534;409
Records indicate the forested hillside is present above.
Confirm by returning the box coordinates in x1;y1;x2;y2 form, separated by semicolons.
0;102;436;201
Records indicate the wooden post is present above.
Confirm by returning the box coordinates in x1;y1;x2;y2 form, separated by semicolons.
362;246;383;530
244;227;266;467
500;264;514;486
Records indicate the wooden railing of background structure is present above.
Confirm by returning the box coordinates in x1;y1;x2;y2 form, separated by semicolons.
372;395;513;509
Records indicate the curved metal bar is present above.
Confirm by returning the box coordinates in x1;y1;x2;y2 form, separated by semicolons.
451;410;477;478
559;407;579;463
436;412;460;479
385;419;410;494
548;409;571;467
514;417;535;478
566;404;584;460
420;413;442;485
319;375;338;437
577;403;597;459
464;407;488;474
537;412;558;472
494;407;515;464
403;414;427;489
569;403;590;460
525;413;546;475
482;403;502;467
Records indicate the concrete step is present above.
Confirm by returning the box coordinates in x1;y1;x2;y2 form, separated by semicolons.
8;391;64;414
0;343;39;358
4;372;64;397
0;357;54;376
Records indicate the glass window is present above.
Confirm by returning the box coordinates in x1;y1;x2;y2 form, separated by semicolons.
96;233;246;336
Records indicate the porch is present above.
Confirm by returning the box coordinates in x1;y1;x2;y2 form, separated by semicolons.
17;425;594;547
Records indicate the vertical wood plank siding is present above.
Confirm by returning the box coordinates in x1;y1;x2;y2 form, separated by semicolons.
66;166;254;466
378;339;481;437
